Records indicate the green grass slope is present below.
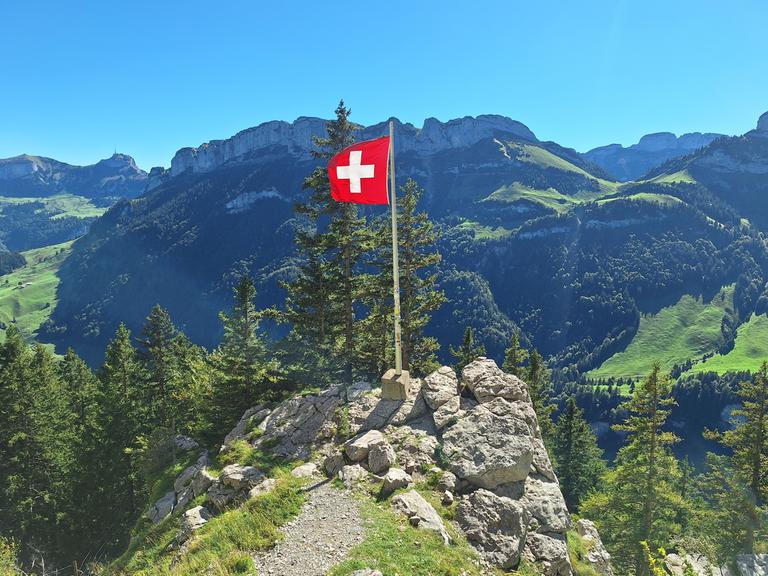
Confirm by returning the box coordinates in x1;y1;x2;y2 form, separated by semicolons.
0;193;106;219
588;285;734;380
689;313;768;374
0;241;73;340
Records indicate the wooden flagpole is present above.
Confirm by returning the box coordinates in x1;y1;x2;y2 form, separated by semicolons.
389;120;403;375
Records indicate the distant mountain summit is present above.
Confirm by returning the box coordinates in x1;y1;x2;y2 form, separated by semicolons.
0;152;147;199
584;131;723;181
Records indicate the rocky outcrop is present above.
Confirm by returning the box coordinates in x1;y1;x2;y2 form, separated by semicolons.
575;519;613;576
217;358;581;573
169;115;538;177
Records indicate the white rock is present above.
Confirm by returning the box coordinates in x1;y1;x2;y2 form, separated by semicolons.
368;442;397;474
381;468;412;496
220;465;264;490
146;491;175;524
461;358;529;404
338;464;368;488
576;519;613;576
248;477;277;500
344;430;385;462
177;506;212;543
391;490;451;545
290;462;319;478
422;366;459;410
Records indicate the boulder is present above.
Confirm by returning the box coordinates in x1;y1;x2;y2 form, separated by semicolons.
220;465;264;490
222;405;270;446
442;397;535;489
248;477;277;500
344;430;386;462
206;479;238;510
173;435;199;451
391;490;451;545
519;475;570;533
290;462;319;478
381;468;412;496
176;506;211;543
368;442;397;474
339;464;368;488
461;358;529;404
388;426;439;474
524;533;572;576
324;451;347;477
433;395;462;430
736;555;768;576
436;471;458;494
146;491;175;524
455;489;529;569
422;367;459;410
576;519;613;576
191;468;215;497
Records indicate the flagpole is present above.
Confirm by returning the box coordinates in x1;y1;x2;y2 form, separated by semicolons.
389;120;403;375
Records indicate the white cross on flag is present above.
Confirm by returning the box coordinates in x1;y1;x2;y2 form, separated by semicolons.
328;136;390;204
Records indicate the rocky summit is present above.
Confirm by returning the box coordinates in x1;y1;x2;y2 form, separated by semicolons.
145;358;613;575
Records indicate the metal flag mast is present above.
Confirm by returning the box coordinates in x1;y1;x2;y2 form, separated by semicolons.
381;120;410;399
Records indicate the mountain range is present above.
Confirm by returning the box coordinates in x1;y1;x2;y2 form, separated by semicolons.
0;109;753;386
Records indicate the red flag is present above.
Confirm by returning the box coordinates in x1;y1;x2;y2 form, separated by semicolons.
328;136;390;204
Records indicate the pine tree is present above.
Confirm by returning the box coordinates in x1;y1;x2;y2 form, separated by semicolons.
361;178;445;377
212;276;280;437
450;326;485;374
138;305;180;429
552;396;606;511
526;348;555;442
283;100;376;394
704;362;768;553
502;330;528;376
581;363;685;575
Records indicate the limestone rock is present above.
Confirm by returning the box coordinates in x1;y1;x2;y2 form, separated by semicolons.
456;489;529;569
576;519;613;576
351;570;383;576
191;468;215;497
222;405;270;446
206;479;238;510
368;442;396;474
146;491;175;524
524;533;572;576
173;435;199;451
344;430;385;462
461;358;529;404
441;490;454;505
423;366;459;410
433;395;462;430
520;475;570;533
388;426;439;474
290;462;318;478
324;452;346;478
736;554;768;576
220;465;264;490
391;490;451;545
381;468;412;496
442;397;535;489
339;464;368;488
177;506;211;543
436;471;458;494
248;478;277;500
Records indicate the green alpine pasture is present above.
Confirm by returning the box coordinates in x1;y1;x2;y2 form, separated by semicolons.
455;220;513;241
0;240;72;341
484;182;590;213
588;285;734;380
0;193;106;220
689;313;768;374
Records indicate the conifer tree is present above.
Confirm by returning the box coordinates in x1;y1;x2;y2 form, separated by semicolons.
552;396;606;510
704;362;768;553
283;100;375;394
212;276;280;437
450;326;485;374
502;330;528;376
138;305;180;429
581;363;685;575
526;348;555;442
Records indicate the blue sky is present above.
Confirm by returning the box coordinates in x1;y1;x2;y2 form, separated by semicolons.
2;0;767;169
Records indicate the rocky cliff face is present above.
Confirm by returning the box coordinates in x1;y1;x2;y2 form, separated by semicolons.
584;131;722;181
146;358;614;575
0;153;147;198
168;114;538;177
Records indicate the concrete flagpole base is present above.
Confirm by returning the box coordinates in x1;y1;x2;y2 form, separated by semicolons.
381;369;411;400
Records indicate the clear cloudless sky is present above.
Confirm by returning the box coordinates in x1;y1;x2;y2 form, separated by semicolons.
2;0;767;169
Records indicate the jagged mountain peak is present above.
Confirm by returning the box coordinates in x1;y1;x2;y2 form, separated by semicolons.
755;110;768;134
169;114;538;177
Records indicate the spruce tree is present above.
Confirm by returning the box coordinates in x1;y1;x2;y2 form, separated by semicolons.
502;330;528;376
450;326;485;374
213;276;280;437
552;396;606;510
138;305;180;429
526;349;555;442
283;100;375;394
581;363;685;575
705;362;768;553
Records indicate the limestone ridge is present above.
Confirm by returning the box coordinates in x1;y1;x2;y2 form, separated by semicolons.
146;358;613;575
165;115;538;179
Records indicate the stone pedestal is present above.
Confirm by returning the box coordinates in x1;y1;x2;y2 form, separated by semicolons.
381;369;411;400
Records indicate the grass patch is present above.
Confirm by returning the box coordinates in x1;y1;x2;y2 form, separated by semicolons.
0;240;72;341
688;313;768;374
588;285;734;380
455;220;513;241
648;170;697;185
567;529;600;576
210;439;292;477
108;472;305;576
484;182;590;214
0;194;106;220
327;495;492;576
597;192;685;208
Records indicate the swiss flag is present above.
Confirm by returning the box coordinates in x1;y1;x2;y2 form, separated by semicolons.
328;136;390;205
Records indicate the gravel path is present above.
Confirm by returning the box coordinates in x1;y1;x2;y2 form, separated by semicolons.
253;479;365;576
